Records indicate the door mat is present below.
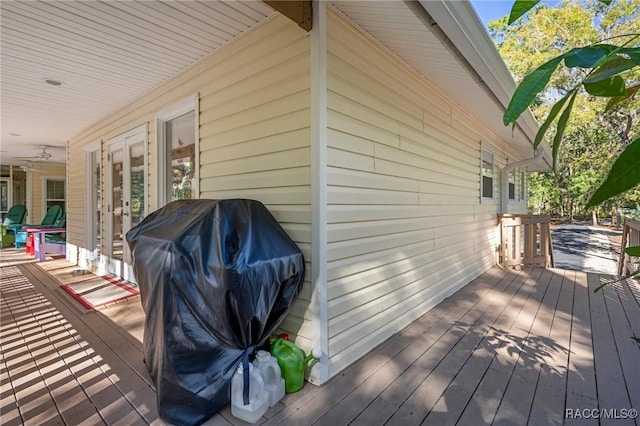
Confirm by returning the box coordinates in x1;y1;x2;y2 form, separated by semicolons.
60;275;139;311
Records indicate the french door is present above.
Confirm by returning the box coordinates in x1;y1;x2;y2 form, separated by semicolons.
106;125;147;281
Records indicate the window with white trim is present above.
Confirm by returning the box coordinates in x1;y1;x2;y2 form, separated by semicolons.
45;178;65;214
520;171;526;201
481;149;494;199
156;95;199;207
166;111;196;202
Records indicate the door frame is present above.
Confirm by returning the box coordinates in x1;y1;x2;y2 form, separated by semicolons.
105;124;148;281
84;143;102;272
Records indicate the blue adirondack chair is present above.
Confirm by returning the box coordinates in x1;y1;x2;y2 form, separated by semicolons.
0;205;28;248
14;205;63;248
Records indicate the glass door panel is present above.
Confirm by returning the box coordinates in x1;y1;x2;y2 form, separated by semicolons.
110;147;124;261
128;142;145;230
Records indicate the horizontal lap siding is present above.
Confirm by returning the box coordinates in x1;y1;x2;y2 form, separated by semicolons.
197;18;313;349
326;11;505;377
67;15;314;348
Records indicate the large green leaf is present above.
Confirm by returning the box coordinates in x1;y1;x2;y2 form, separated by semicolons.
584;75;626;96
533;91;573;149
620;47;640;65
508;0;541;24
504;55;564;125
552;91;577;170
606;83;640;111
583;57;637;83
564;45;616;68
588;136;640;207
599;0;613;4
625;246;640;257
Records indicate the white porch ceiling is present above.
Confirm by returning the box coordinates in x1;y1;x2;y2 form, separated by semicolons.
1;0;548;170
0;0;275;165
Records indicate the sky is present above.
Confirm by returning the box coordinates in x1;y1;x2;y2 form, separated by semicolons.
469;0;515;26
470;0;560;27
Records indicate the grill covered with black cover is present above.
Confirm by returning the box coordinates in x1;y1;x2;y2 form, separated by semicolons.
126;199;305;425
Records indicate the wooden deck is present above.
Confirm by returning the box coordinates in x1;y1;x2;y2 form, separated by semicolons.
1;247;639;425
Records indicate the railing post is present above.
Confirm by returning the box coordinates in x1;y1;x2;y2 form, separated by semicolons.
619;219;640;275
498;214;554;269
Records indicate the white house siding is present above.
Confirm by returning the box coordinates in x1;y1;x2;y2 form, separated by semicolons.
510;170;529;214
197;17;313;349
325;11;524;377
66;15;314;348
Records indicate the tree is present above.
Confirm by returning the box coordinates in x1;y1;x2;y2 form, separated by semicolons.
501;0;640;294
490;0;640;223
503;0;639;200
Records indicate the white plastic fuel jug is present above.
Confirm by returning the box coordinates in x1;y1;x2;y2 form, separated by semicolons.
231;362;269;423
253;350;285;407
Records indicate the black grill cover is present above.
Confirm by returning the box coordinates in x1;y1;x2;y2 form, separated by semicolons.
126;199;305;426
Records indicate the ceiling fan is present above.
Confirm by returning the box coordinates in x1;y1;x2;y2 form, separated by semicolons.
14;145;64;165
35;146;52;160
19;160;36;172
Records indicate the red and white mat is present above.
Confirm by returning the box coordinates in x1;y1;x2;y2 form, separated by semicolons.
60;275;139;310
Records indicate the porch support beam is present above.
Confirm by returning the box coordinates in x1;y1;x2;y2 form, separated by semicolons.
264;1;312;31
309;0;328;384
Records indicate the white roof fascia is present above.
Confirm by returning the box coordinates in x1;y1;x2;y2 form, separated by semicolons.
417;0;552;170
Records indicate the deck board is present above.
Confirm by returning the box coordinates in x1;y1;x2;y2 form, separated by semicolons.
395;268;544;426
1;249;639;426
528;270;575;426
587;274;636;426
314;269;515;426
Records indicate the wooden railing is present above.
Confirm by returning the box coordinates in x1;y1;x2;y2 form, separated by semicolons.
618;219;640;276
498;214;555;269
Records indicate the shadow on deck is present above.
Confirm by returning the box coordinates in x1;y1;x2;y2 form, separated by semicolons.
1;248;639;425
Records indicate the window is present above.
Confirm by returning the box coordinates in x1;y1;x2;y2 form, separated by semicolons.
156;95;199;207
481;149;494;199
520;171;526;201
0;179;8;215
166;111;196;202
45;178;65;214
508;171;516;200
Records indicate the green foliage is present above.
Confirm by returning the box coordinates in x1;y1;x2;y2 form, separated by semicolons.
504;56;565;126
588;136;640;206
498;0;640;219
509;0;612;25
584;57;637;82
534;91;572;149
503;0;640;288
606;83;640;109
552;91;577;170
508;0;541;24
584;75;627;96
